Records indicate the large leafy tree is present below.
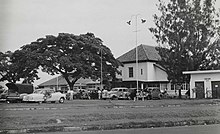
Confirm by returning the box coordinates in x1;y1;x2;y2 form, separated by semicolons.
0;51;39;83
21;33;121;90
150;0;220;83
0;51;15;82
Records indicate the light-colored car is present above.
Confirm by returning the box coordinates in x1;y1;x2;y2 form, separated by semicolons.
101;89;110;99
23;89;66;103
0;89;8;100
107;87;130;100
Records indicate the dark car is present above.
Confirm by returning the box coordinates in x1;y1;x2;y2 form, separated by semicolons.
88;90;99;99
5;83;34;103
128;88;137;100
128;88;151;100
147;87;162;99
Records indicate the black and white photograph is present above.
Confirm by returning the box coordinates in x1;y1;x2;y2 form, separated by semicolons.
0;0;220;133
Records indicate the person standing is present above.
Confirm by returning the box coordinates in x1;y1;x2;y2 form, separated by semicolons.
97;87;102;99
67;90;74;100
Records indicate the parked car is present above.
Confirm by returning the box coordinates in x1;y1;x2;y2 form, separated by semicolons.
79;89;90;99
23;88;66;103
88;90;99;99
5;83;34;103
107;87;130;100
147;87;162;99
66;89;79;100
128;88;137;100
137;88;151;100
0;88;5;94
0;89;8;100
101;89;110;99
128;88;152;100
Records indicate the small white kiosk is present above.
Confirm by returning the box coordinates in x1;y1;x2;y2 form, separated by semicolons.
183;70;220;99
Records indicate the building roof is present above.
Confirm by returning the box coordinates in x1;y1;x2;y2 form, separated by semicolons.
183;70;220;75
117;44;161;63
153;64;166;71
38;76;100;87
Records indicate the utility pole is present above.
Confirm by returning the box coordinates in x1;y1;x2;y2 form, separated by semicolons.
56;76;59;91
101;47;103;90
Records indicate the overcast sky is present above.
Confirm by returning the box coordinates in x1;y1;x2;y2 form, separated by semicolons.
0;0;219;87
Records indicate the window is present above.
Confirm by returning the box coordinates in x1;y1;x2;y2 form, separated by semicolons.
141;69;143;75
171;84;175;90
128;67;133;78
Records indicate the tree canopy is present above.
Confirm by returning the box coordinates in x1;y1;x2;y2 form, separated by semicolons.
0;51;39;83
150;0;220;83
21;32;121;90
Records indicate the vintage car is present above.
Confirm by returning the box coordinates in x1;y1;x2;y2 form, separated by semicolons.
128;88;151;100
5;83;34;103
0;89;8;101
147;87;163;99
23;89;66;103
103;87;130;100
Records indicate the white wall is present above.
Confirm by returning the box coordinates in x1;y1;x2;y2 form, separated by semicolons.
146;62;155;81
189;72;220;98
119;62;150;81
139;62;149;81
121;63;137;81
118;62;168;82
155;65;168;81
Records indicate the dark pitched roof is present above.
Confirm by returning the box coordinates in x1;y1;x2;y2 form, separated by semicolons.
117;44;161;63
38;76;99;87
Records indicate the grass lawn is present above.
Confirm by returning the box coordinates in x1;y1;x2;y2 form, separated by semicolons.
0;99;220;131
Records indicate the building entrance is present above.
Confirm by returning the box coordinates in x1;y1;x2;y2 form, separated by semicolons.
211;81;220;99
195;82;205;99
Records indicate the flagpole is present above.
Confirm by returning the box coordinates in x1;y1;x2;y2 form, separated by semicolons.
135;15;139;94
127;14;146;99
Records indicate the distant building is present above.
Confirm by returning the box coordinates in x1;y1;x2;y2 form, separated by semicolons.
116;44;170;91
38;76;101;93
183;70;220;99
38;44;190;95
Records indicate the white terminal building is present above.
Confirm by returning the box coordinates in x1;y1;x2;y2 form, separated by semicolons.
183;70;220;99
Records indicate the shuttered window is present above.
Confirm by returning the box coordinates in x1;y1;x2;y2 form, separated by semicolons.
128;67;133;78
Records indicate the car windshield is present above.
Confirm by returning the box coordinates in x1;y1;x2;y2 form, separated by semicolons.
33;90;43;94
111;88;118;91
34;89;55;94
3;90;8;93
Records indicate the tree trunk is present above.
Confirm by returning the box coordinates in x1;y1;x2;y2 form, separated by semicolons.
12;79;16;83
63;74;79;90
69;83;74;90
176;84;182;99
178;88;182;99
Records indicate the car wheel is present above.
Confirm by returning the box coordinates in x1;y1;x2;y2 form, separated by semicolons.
158;94;162;99
147;95;152;100
111;95;118;100
59;97;64;103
